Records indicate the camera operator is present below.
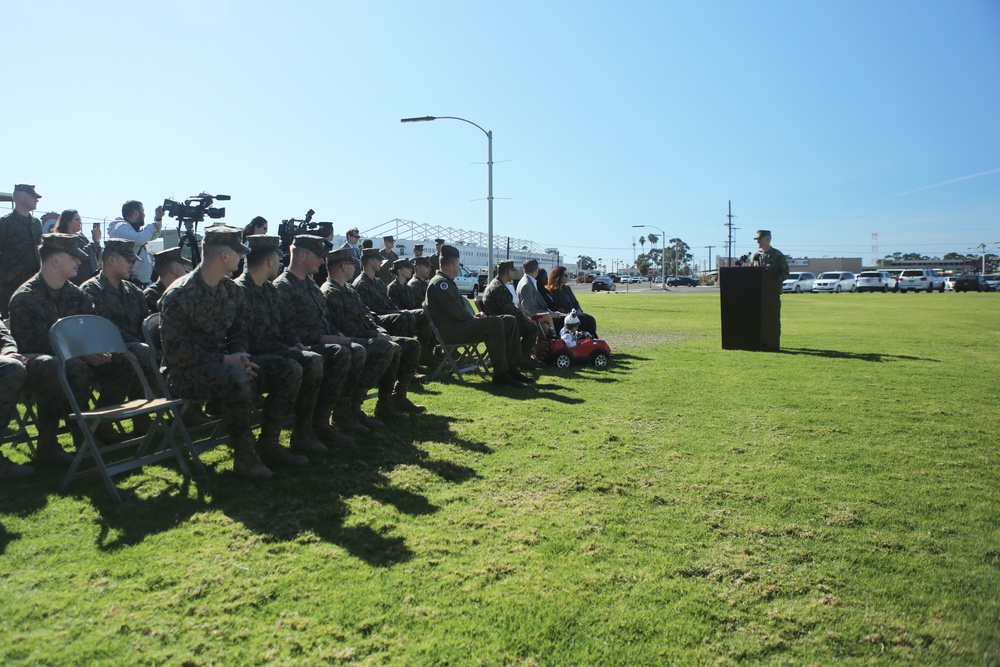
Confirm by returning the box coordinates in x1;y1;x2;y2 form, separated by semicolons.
108;200;162;286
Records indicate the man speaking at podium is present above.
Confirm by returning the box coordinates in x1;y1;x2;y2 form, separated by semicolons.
748;229;790;334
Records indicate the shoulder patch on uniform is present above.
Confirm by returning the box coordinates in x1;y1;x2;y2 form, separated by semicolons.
440;282;449;290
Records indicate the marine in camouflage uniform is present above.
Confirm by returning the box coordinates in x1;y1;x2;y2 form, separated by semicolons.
387;259;435;362
354;250;416;337
748;229;791;338
143;245;192;313
81;240;152;380
0;185;44;319
426;245;534;388
0;319;33;479
10;234;135;465
376;236;398;285
323;248;425;416
274;235;394;433
159;226;302;479
235;234;353;451
408;256;432;305
482;260;541;365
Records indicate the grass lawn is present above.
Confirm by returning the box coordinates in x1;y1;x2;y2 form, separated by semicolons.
2;291;998;666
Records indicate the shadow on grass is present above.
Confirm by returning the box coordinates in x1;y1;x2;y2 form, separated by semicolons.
49;413;488;568
777;347;941;363
0;521;19;555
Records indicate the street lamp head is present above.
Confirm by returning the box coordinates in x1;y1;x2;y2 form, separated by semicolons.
401;116;437;123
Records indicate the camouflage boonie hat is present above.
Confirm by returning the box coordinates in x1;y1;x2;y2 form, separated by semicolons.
439;244;460;260
361;248;382;262
14;184;41;198
391;259;413;274
753;229;772;240
247;235;281;252
40;233;86;259
204;225;250;254
327;247;354;265
151;246;192;270
104;239;140;262
292;234;332;257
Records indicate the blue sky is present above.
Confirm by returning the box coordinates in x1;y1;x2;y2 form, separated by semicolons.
7;1;999;270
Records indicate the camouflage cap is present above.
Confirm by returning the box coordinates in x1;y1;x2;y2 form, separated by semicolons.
413;256;431;268
246;234;281;252
151;246;192;269
204;225;251;254
40;233;86;259
104;239;140;262
391;259;413;274
327;247;355;265
361;248;382;262
292;234;333;257
753;229;772;240
413;244;424;252
496;259;515;275
439;244;461;260
14;184;41;198
383;235;394;242
434;238;445;245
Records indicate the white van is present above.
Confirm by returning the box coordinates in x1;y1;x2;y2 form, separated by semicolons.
782;272;816;293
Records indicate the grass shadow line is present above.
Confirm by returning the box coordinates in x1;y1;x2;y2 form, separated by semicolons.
777;347;941;363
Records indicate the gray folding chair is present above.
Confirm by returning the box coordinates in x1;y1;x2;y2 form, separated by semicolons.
141;313;230;455
49;314;201;502
422;305;490;382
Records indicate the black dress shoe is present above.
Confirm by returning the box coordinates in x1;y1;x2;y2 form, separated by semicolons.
492;373;526;388
511;369;536;384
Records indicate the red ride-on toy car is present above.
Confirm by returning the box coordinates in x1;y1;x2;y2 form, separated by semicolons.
536;336;612;369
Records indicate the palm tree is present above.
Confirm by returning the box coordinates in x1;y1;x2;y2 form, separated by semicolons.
639;236;646;253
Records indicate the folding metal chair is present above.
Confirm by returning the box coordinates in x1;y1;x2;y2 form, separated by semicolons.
141;313;230;455
423;305;490;382
49;314;202;502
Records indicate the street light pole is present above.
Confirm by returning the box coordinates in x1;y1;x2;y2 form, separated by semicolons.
633;224;668;289
401;115;494;271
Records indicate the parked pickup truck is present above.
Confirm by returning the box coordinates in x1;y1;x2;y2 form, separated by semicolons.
455;265;482;298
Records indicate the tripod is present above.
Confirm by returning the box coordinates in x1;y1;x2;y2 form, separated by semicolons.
176;220;202;267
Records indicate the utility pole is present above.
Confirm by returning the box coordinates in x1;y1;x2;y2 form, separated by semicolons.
725;200;737;266
703;245;714;272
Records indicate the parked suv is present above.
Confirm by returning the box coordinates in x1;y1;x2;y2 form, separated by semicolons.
811;272;856;293
782;272;816;293
952;274;984;292
855;270;895;293
897;269;945;293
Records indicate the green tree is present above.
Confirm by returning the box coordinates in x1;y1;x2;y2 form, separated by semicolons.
576;255;597;271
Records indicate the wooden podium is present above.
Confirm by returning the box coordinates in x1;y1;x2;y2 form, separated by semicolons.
720;266;782;351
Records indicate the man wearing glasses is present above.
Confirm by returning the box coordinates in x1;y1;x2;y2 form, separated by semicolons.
341;227;362;262
0;184;44;318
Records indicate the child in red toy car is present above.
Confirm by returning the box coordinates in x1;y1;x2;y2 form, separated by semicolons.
559;309;593;348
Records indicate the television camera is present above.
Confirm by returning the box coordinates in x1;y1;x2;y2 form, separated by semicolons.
277;209;335;259
162;192;231;267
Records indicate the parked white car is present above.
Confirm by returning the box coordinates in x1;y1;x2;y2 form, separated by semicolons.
782;272;816;293
454;265;482;298
855;270;896;293
897;269;945;293
812;271;857;293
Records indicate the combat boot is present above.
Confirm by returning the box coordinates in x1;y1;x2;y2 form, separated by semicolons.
230;433;273;480
353;388;384;429
290;417;330;454
0;453;35;480
491;372;526;389
34;420;74;466
511;367;537;384
373;385;407;421
307;404;352;448
392;380;426;413
333;396;369;435
256;422;308;468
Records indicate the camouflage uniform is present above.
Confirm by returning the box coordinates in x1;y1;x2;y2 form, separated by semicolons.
272;269;389;393
0;319;27;434
235;272;350;424
159;267;301;443
377;247;398;284
81;271;151;383
0;211;42;318
388;279;421;310
321;279;421;394
750;246;791;286
408;275;429;305
353;272;416;337
9;274;132;440
425;270;520;373
482;277;540;360
143;280;167;313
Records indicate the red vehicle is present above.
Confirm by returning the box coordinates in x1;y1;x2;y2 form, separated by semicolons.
535;336;612;369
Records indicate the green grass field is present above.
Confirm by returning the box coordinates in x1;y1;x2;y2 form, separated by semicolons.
2;291;998;666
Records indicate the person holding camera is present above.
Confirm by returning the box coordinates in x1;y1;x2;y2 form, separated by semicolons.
108;200;162;286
